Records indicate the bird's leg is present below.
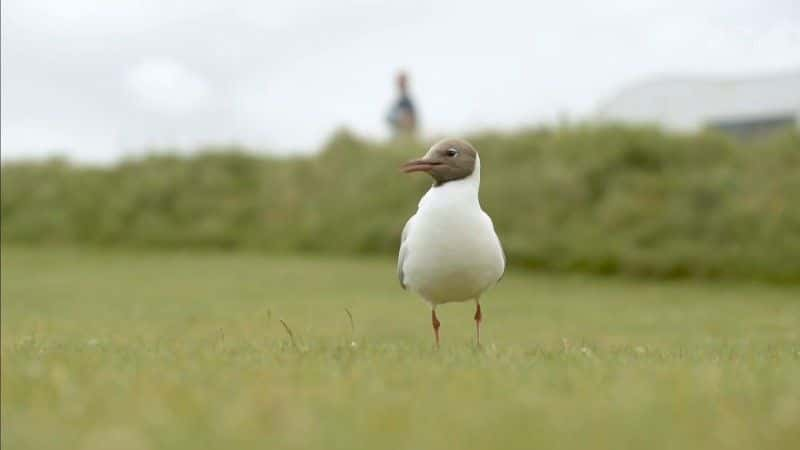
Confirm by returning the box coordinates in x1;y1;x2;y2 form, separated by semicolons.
474;300;482;347
431;308;441;349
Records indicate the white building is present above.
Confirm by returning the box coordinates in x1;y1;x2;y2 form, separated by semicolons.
596;70;800;137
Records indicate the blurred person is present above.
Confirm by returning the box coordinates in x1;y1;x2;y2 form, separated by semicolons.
386;72;418;137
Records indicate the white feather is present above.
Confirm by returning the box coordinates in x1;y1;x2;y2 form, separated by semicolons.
399;155;505;305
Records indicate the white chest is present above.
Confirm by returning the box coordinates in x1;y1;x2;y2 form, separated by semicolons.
402;200;504;304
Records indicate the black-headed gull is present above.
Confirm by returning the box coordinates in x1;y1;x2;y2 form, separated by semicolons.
398;138;505;347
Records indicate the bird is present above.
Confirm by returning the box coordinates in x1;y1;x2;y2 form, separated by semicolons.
398;138;505;347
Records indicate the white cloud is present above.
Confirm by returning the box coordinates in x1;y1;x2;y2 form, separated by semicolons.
1;0;799;162
124;59;212;116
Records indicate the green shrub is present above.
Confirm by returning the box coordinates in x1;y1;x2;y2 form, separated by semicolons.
2;125;799;281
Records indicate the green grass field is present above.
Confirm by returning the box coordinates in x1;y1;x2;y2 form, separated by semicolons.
2;246;799;449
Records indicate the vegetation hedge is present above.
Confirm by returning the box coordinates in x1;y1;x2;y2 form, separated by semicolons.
2;125;799;281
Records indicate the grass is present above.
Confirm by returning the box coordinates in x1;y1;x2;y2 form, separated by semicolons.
4;126;800;281
2;246;799;449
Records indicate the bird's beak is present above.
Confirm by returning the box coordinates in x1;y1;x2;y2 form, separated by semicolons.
400;158;441;174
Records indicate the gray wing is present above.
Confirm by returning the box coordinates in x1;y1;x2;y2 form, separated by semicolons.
483;211;506;283
498;241;507;282
397;215;415;290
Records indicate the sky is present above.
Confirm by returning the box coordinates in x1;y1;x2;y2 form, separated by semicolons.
2;0;799;163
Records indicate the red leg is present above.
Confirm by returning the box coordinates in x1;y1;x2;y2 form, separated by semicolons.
432;309;441;348
474;301;482;346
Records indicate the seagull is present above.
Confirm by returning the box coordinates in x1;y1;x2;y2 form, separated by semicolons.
398;138;505;347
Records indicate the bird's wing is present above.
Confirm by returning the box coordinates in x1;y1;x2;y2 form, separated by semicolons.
398;215;415;290
483;211;506;283
498;240;507;282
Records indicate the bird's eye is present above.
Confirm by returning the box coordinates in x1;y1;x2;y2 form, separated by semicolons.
445;149;458;157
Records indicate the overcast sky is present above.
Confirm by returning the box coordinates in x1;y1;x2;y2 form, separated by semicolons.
2;0;799;163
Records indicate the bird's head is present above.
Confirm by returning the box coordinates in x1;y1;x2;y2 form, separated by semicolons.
400;138;478;186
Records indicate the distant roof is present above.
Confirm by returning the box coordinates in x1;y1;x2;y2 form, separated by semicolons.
596;70;800;131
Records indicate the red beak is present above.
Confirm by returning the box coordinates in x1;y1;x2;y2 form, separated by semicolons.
400;159;441;173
